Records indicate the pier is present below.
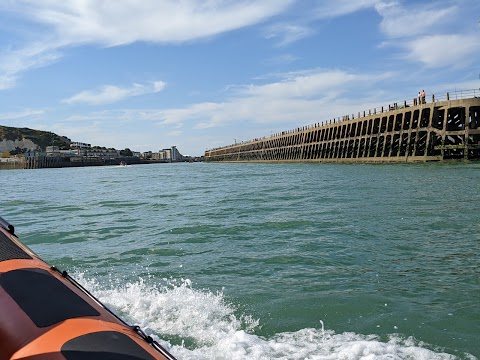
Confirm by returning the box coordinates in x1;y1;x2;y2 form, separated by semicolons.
204;90;480;163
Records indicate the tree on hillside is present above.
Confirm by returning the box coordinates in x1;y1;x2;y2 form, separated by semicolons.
120;148;133;157
9;147;27;155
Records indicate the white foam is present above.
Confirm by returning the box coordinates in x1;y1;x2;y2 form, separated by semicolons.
74;273;473;360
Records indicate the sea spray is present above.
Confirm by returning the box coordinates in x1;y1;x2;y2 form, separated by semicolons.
73;272;469;360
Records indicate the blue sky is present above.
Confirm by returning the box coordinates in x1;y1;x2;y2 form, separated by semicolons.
0;1;479;156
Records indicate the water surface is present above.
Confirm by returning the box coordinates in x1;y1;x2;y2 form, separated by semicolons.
2;162;479;359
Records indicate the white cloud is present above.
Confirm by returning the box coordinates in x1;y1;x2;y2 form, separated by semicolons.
0;109;47;120
375;2;457;38
54;68;393;130
403;34;480;68
314;0;380;18
373;1;480;69
3;0;295;46
0;75;16;91
264;54;299;65
239;70;360;99
0;0;294;90
152;68;393;129
265;0;383;46
153;81;166;92
264;23;313;46
62;81;166;105
0;40;63;90
158;102;224;127
167;130;183;138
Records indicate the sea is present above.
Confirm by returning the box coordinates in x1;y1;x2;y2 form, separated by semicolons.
1;162;479;359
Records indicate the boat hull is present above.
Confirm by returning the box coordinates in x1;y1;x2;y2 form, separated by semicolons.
0;220;175;360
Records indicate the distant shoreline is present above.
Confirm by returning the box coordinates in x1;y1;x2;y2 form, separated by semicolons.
0;156;201;170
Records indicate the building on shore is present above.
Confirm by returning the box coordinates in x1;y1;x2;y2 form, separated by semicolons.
149;146;184;162
46;146;81;157
70;142;91;150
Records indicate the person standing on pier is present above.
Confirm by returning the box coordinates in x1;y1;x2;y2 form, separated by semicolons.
421;89;426;104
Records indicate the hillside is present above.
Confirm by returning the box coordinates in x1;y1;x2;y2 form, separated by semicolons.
0;125;71;152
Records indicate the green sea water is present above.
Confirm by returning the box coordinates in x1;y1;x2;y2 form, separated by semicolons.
1;162;479;359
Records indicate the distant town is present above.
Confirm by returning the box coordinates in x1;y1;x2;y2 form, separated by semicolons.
1;142;203;170
44;142;200;163
0;125;203;169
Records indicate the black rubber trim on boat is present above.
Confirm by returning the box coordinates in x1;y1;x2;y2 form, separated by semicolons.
61;331;157;360
0;268;100;327
0;230;32;262
0;217;15;235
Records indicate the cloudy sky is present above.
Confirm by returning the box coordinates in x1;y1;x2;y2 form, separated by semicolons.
1;1;479;156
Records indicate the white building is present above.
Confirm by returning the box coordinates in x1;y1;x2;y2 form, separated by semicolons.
170;146;183;161
46;146;81;157
85;148;120;159
158;149;171;161
70;142;91;150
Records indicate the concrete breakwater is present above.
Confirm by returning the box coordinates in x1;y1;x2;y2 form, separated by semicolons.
205;90;480;163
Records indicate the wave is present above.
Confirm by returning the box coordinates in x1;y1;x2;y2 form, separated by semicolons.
74;273;475;360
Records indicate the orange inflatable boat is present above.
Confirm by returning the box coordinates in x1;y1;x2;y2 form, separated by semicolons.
0;217;176;360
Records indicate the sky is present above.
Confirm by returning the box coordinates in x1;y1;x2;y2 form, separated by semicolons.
0;1;479;156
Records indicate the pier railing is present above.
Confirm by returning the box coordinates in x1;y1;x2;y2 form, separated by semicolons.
431;88;480;102
205;88;480;151
344;89;480;125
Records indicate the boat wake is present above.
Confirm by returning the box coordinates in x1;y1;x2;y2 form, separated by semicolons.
74;272;475;360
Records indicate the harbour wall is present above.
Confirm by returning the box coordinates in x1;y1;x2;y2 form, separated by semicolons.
0;156;141;170
205;91;480;163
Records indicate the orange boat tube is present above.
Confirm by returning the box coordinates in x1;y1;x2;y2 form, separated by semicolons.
0;217;176;360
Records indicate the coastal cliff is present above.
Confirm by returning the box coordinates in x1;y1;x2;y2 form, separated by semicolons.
0;125;71;153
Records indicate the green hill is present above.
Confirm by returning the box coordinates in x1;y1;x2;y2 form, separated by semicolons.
0;125;71;151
